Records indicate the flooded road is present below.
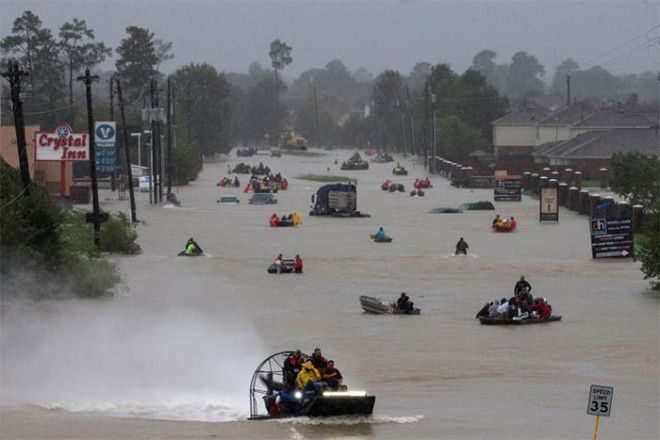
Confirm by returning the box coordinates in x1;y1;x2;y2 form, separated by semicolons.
1;150;658;439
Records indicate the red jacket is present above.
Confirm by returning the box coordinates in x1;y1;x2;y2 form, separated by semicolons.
270;216;280;227
538;302;552;320
294;258;303;271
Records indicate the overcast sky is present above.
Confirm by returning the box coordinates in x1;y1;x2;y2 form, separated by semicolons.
2;0;659;81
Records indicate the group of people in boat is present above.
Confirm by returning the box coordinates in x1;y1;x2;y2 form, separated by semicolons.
246;173;288;192
413;177;432;189
492;214;517;231
217;176;240;187
273;253;303;273
476;276;553;320
268;348;345;417
270;212;302;227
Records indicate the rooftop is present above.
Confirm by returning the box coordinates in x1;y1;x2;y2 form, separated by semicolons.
492;103;550;125
533;128;660;159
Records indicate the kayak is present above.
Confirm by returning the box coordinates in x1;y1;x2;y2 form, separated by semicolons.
478;315;561;325
369;234;393;243
359;295;420;315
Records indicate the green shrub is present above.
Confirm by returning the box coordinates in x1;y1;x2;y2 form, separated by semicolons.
100;212;141;254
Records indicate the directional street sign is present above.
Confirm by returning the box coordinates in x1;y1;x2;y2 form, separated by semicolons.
587;385;613;417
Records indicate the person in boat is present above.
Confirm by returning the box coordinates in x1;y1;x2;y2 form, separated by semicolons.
322;360;344;390
488;300;500;317
233;176;240;187
517;286;534;306
537;298;552;320
283;350;304;388
184;238;201;255
397;292;414;313
280;215;290;227
509;216;517;231
274;254;284;273
374;227;387;241
492;215;501;227
296;360;322;395
496;297;510;318
455;237;469;255
514;276;532;296
270;214;280;227
294;255;303;273
310;347;327;372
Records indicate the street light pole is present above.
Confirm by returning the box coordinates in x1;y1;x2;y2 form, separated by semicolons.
130;132;142;167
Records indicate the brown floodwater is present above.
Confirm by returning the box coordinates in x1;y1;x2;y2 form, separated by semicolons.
1;150;658;439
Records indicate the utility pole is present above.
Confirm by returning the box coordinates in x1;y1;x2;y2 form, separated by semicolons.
566;75;571;106
77;68;101;248
423;81;430;170
155;85;163;203
431;91;437;173
313;85;320;146
109;75;116;191
406;85;415;157
116;79;137;223
166;77;173;198
1;61;31;192
150;79;157;204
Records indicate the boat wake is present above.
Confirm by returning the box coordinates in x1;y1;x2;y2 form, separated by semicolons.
272;414;424;425
39;399;246;422
441;254;479;259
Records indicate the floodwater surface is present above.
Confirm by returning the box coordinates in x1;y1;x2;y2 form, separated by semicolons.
1;151;658;439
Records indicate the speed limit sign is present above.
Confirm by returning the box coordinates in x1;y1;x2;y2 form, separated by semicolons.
587;385;613;417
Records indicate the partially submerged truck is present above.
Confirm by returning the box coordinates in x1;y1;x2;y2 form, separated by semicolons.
309;182;369;217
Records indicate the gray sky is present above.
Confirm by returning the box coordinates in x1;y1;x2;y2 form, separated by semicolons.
2;0;659;80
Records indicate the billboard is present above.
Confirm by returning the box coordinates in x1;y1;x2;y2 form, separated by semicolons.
494;177;522;201
540;187;559;222
95;121;116;172
589;217;634;258
35;123;89;161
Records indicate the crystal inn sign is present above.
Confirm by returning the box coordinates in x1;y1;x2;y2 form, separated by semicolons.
35;123;90;196
35;123;90;161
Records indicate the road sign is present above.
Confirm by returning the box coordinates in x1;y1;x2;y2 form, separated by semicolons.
95;122;116;172
587;385;613;417
589;217;633;258
540;187;559;222
494;176;522;201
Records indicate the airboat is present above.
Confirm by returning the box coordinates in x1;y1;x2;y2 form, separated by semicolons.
248;351;376;420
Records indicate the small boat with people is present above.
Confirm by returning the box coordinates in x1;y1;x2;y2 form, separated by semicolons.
267;254;303;273
370;227;392;242
249;350;376;420
359;294;420;315
177;238;203;256
475;277;559;325
392;163;408;175
491;215;517;232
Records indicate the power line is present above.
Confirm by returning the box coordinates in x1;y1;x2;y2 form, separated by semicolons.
580;24;660;68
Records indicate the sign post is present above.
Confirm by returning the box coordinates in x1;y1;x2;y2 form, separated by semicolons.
589;217;633;258
494;176;522;201
94;121;116;173
587;385;613;440
540;187;559;222
34;123;90;197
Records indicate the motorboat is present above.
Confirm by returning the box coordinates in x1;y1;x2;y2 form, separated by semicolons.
478;316;561;325
359;295;420;315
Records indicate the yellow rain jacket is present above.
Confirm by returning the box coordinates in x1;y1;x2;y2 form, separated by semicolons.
292;211;302;226
295;361;321;388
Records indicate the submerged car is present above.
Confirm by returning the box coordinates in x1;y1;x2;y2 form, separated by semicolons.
218;195;240;204
457;201;495;211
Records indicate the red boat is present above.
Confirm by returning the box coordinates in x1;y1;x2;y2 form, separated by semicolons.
414;178;432;189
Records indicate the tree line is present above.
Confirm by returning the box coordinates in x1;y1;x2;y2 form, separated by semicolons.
3;10;657;172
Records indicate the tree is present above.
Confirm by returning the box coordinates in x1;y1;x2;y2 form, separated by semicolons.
172;63;231;156
610;152;659;207
636;204;660;290
243;76;288;142
115;26;172;101
59;18;111;124
436;115;485;161
407;61;432;90
372;70;405;151
504;51;545;101
1;10;65;127
471;50;507;91
269;39;292;77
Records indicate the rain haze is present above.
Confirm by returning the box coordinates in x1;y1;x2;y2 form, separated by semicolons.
1;0;659;77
